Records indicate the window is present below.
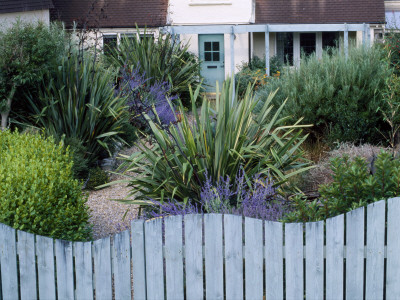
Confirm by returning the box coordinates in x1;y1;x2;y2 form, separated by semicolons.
322;32;339;50
277;33;293;66
204;41;220;61
103;35;117;55
140;34;154;43
300;33;316;57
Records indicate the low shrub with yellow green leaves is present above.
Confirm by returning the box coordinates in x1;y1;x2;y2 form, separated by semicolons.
0;130;91;241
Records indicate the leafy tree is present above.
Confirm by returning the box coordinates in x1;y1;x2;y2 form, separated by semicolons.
0;21;66;130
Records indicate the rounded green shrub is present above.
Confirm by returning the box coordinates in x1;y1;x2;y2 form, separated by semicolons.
0;130;91;241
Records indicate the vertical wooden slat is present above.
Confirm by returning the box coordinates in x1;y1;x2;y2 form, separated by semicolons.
366;200;385;300
387;198;400;296
74;242;93;300
55;239;74;300
285;223;304;300
224;215;243;300
326;214;344;300
164;216;184;300
305;221;324;300
0;224;18;300
184;214;203;300
36;235;56;300
93;237;112;300
245;217;263;300
204;214;223;300
346;206;364;299
265;221;283;300
144;218;164;300
17;231;37;300
132;220;146;300
113;230;131;300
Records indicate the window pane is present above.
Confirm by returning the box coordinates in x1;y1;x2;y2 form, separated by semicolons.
300;33;316;57
277;32;293;66
322;32;339;50
140;34;154;43
205;52;212;61
205;42;212;51
213;52;220;61
103;35;118;55
213;42;219;51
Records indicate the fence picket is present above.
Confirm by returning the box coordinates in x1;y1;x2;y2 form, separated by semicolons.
224;215;243;300
93;237;112;300
17;231;37;300
204;214;223;300
184;214;203;300
305;221;324;300
36;235;56;300
366;200;385;300
285;223;303;300
56;239;74;300
387;198;400;296
245;217;263;300
265;221;283;300
144;217;164;300
165;216;184;300
131;220;146;300
326;214;344;300
74;242;93;300
0;224;18;300
112;230;131;300
346;206;364;299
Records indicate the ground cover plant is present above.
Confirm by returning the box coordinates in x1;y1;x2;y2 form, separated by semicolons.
112;78;312;207
108;28;201;106
257;46;391;144
0;130;91;241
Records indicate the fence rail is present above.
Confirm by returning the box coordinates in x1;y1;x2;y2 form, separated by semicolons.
1;198;400;299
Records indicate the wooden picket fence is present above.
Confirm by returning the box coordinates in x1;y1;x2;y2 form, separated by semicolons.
1;198;400;300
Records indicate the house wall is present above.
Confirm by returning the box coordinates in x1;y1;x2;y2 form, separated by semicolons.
253;32;276;58
167;0;255;25
0;10;50;29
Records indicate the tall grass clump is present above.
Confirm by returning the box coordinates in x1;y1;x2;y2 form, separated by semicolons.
257;46;390;144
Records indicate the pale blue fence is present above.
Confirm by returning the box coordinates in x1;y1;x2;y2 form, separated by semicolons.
1;198;400;299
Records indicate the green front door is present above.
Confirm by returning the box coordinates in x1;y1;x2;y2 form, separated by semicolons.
199;34;225;92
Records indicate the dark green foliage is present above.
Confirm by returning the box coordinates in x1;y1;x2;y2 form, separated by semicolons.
384;31;400;74
26;49;128;166
257;46;391;144
108;28;201;106
235;56;282;96
86;167;109;190
119;121;137;146
0;130;91;241
285;151;400;222
62;137;90;179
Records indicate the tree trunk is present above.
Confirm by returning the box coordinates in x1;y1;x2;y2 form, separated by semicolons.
1;86;16;131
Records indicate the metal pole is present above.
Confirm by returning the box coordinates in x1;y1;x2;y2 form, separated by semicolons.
265;25;270;76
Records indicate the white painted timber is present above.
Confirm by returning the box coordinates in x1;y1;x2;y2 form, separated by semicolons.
0;224;18;300
265;221;283;300
204;214;223;300
74;242;93;300
17;230;37;300
326;214;344;300
285;223;303;300
366;201;385;300
36;235;56;300
131;220;146;300
112;230;132;300
245;217;263;300
184;214;203;300
55;239;74;300
387;198;400;296
305;221;324;300
346;206;365;299
93;237;112;300
164;216;184;300
144;217;164;300
224;214;243;300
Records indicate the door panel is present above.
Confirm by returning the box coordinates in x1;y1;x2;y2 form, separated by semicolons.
199;34;225;92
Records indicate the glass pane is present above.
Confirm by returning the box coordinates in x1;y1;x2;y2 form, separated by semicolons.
300;33;316;57
212;42;219;51
103;35;118;55
322;32;339;50
205;52;212;61
277;32;293;66
205;42;212;51
213;52;220;61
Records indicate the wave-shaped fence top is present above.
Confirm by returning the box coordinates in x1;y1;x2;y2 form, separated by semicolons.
0;198;400;299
